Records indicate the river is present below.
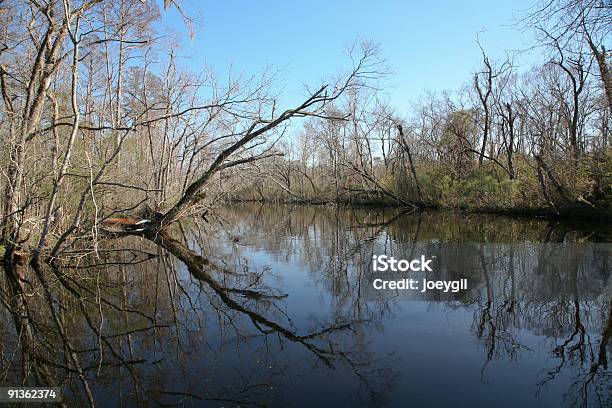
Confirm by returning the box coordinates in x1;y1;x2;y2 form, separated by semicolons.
1;203;610;407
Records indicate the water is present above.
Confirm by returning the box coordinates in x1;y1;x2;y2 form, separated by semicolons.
0;204;610;407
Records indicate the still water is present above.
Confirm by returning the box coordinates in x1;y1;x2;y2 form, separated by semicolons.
1;204;610;407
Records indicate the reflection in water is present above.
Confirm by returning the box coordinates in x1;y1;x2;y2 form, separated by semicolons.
0;203;610;407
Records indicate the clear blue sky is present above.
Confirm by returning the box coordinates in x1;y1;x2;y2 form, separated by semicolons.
156;0;538;114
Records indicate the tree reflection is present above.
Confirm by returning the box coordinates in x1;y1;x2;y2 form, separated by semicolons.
0;214;393;406
0;204;609;407
208;204;610;407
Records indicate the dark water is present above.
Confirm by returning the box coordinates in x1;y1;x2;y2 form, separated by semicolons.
1;204;610;407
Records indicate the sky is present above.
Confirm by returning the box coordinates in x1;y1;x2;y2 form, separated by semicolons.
155;0;540;115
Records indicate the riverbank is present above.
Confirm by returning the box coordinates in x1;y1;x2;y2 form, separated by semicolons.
234;152;612;222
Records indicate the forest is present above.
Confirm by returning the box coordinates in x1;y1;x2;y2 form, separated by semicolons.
0;0;610;264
